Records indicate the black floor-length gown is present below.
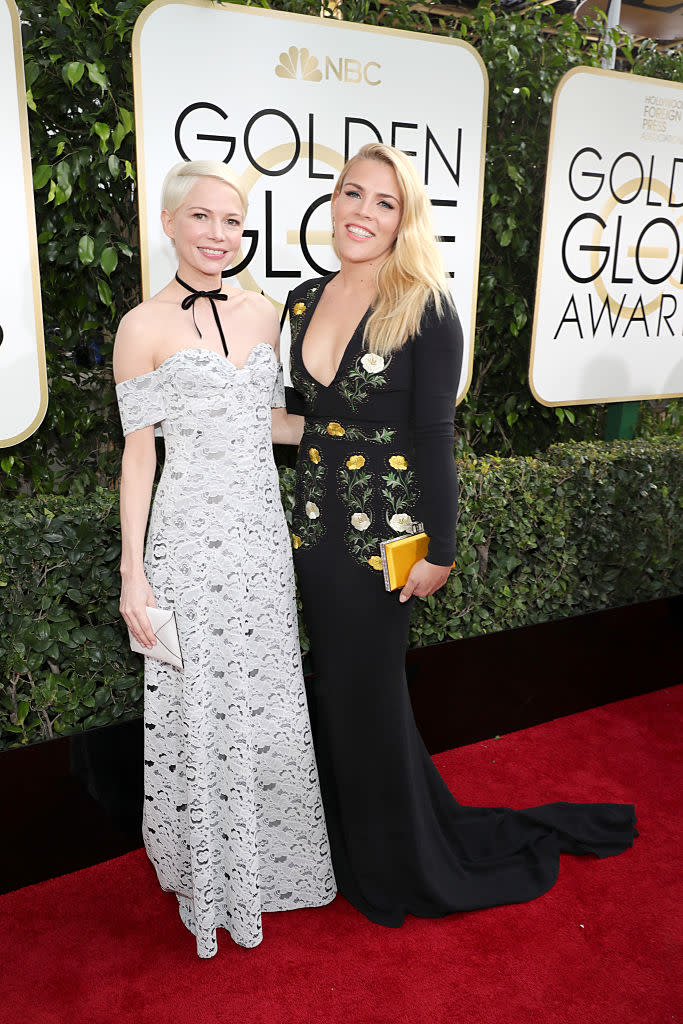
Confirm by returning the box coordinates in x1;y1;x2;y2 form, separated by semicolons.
285;274;636;927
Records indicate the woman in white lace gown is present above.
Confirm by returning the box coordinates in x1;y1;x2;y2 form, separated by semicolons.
114;160;335;958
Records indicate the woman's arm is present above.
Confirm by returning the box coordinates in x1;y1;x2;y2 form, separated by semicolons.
400;296;463;603
119;428;158;647
271;407;304;445
270;304;305;444
114;310;159;648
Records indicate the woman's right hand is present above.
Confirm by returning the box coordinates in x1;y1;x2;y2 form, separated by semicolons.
120;571;157;649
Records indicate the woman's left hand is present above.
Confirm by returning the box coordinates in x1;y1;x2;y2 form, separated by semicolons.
399;558;452;603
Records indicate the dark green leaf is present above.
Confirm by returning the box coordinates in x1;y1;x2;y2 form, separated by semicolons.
33;164;52;190
66;61;84;85
100;247;118;276
97;279;112;305
78;235;95;265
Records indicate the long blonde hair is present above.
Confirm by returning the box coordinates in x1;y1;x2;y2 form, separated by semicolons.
332;143;451;357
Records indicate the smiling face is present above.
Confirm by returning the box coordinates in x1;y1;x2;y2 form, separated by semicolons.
161;176;244;284
332;158;403;268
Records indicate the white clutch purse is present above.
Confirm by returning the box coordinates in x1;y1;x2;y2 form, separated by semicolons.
129;606;183;670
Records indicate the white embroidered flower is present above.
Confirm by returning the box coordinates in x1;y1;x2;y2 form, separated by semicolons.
360;353;385;374
389;512;413;533
305;501;320;519
351;512;371;532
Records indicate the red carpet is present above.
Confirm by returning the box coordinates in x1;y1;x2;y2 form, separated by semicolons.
2;686;680;1024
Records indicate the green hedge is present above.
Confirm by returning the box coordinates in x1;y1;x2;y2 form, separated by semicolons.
409;437;683;648
0;493;141;749
1;437;681;749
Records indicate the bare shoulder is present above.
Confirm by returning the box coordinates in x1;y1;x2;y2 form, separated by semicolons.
239;289;278;319
236;289;279;345
113;300;159;384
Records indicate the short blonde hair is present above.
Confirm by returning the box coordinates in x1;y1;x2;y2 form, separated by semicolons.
333;144;450;356
161;160;247;216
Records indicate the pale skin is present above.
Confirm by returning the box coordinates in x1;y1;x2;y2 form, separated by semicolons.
114;175;296;649
280;158;452;603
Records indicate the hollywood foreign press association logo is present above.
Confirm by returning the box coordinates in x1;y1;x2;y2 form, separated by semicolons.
275;46;322;82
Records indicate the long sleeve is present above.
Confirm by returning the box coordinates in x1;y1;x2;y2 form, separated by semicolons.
285;385;306;417
412;298;463;566
284;282;311;416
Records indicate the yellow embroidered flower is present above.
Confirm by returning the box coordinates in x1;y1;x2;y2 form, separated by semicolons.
367;556;383;571
389;455;408;470
293;302;306;316
327;421;345;437
346;454;365;469
308;447;321;464
292;535;302;549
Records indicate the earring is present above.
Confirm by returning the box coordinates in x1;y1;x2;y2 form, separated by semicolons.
331;220;335;238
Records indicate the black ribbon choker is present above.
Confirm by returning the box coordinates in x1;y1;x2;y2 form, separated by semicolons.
175;273;229;358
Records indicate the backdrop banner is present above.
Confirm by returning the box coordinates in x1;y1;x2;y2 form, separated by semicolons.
0;0;47;448
530;66;683;407
132;0;488;401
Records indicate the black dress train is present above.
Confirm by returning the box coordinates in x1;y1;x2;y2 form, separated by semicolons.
285;275;636;927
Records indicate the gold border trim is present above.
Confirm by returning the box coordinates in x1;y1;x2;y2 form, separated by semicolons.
0;0;48;448
529;65;683;408
131;0;488;406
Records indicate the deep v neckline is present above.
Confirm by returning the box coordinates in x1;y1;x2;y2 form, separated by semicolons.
300;274;371;390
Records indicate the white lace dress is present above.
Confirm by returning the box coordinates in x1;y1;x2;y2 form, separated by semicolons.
116;344;335;957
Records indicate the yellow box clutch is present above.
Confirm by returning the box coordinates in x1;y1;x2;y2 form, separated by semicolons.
379;532;430;592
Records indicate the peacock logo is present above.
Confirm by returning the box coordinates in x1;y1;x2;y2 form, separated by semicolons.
275;46;323;82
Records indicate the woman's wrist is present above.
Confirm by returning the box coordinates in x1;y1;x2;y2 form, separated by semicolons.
120;563;146;578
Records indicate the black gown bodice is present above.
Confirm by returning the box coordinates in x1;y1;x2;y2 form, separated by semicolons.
285;274;463;568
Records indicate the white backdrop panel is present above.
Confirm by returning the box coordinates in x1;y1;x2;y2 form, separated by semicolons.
0;0;46;447
531;67;683;406
133;0;488;401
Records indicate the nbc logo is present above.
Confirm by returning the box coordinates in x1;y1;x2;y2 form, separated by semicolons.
274;45;382;86
275;46;323;82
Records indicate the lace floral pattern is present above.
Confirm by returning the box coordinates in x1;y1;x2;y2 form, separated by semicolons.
116;346;335;958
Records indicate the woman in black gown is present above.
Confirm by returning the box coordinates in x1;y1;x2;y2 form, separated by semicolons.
283;143;636;927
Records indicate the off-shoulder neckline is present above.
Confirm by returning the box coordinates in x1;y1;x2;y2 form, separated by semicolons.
116;342;276;386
